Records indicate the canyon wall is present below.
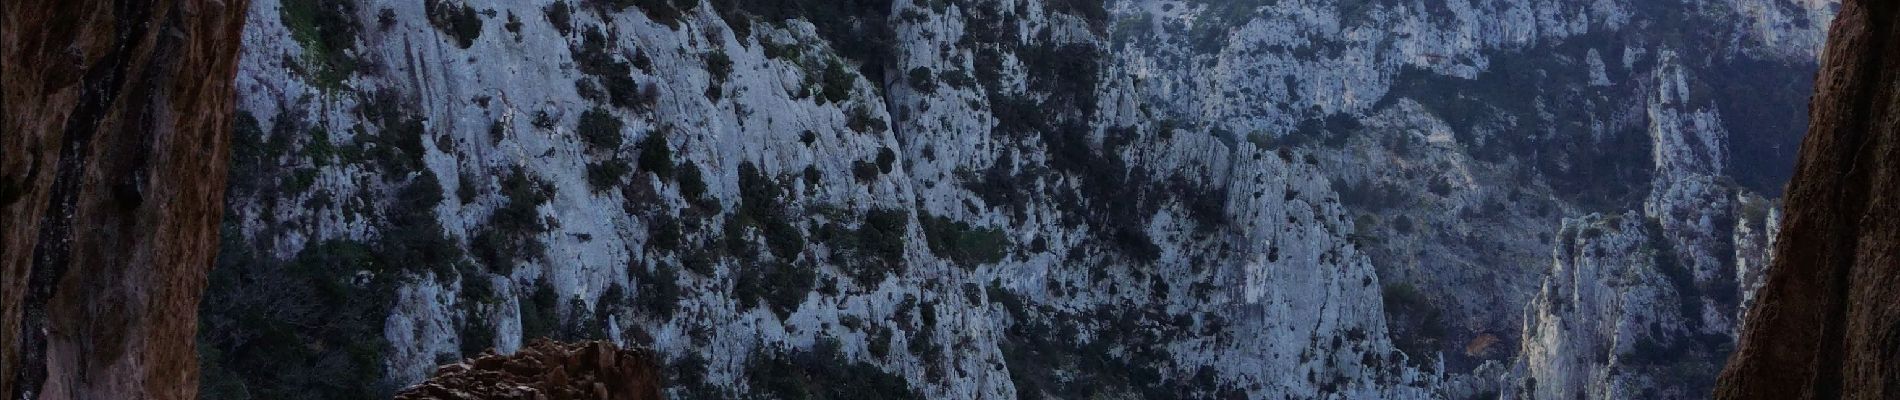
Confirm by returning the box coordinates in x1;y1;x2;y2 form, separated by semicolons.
202;0;1830;398
1716;1;1900;399
1;0;249;399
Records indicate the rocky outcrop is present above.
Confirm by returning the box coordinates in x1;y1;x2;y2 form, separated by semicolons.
1510;214;1691;399
0;0;248;399
1715;1;1900;399
1499;44;1787;400
395;339;662;400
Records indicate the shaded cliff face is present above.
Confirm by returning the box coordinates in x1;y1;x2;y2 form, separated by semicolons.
0;0;249;399
1716;1;1900;399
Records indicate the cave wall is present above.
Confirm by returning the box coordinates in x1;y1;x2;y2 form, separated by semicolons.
0;0;249;398
1715;1;1900;399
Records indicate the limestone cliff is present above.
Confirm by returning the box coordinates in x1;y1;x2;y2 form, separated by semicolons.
0;0;249;399
195;0;1830;398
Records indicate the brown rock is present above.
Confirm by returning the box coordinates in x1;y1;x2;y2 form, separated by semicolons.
0;0;248;399
396;339;664;400
1714;1;1900;399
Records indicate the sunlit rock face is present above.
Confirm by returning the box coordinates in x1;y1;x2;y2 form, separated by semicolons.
199;0;1826;398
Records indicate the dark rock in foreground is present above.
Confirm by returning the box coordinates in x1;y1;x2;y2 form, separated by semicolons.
1716;0;1900;398
395;340;663;400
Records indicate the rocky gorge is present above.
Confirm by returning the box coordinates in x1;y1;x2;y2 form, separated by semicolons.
198;0;1835;398
1;0;1862;399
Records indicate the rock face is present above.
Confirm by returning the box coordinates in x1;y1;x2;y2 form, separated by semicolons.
1715;1;1900;399
1498;45;1789;399
194;0;1830;398
394;339;663;400
0;0;249;399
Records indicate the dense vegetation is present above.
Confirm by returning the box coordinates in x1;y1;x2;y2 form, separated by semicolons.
203;112;466;399
279;0;359;90
745;339;920;400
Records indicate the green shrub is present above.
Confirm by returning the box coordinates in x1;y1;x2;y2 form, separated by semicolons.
733;261;815;319
458;306;496;356
803;165;822;184
736;162;804;259
648;216;683;252
544;1;573;35
820;60;855;103
1428;176;1454;196
381;172;467;279
586;159;632;192
1382;282;1445;368
676;162;710;205
920;212;1009;269
280;0;360;90
761;38;800;60
573;27;624;77
747;338;919;400
282;167;319;194
470;168;553;273
198;238;398;400
457;170;480;203
520;279;560;340
858;209;908;280
682;251;716;276
1393;215;1415;234
504;11;522;36
705;51;733;83
868;328;894;359
875;148;897;173
847;105;886;133
613;0;683;28
907;67;937;93
578;107;624;152
1739;199;1770;229
852;160;880;183
359;90;428;176
939;69;973;89
425;0;483;48
568;28;651;110
632;262;681;320
637;129;674;177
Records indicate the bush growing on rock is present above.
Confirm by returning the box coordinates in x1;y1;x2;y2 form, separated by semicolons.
675;162;711;207
1382;282;1446;369
279;0;360;90
821;60;856;104
819;208;909;286
636;129;674;177
920;212;1009;269
631;262;681;321
578;107;624;152
543;1;573;35
471;168;554;273
907;67;937;93
735;162;806;259
847;105;886;133
746;338;918;400
425;0;483;48
733;261;816;319
586;159;632;192
520;279;561;340
198;238;397;400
